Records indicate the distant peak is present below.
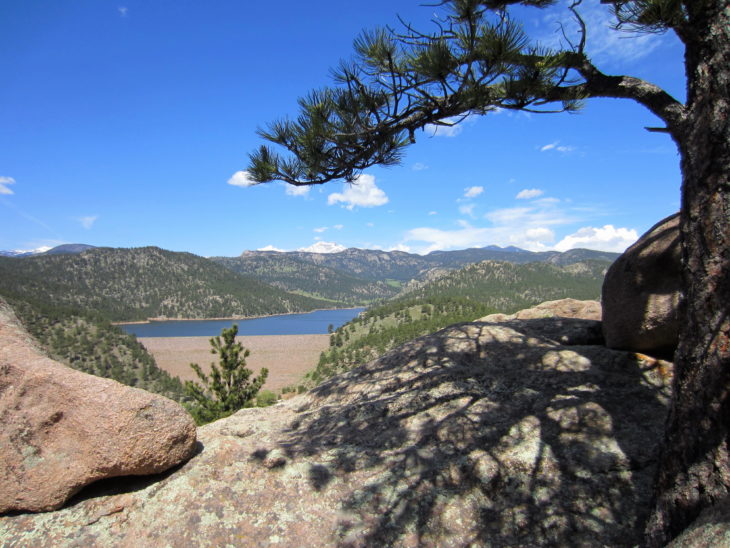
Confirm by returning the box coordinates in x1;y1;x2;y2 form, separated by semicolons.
44;244;96;255
0;245;54;257
482;245;527;253
298;241;347;254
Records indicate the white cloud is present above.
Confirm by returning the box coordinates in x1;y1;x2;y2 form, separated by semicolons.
484;207;535;225
554;225;638;252
540;142;574;153
327;173;388;210
540;142;557;152
227;170;257;188
412;162;429;171
485;199;577;229
77;215;98;229
459;204;476;217
285;184;310;196
387;244;411;252
533;197;560;205
428;211;438;216
525;227;555;242
405;225;491;254
298;241;347;253
0;176;15;195
516;188;544;200
425;114;478;138
403;221;561;254
426;121;463;138
403;197;601;253
118;6;128;17
366;222;374;227
314;224;343;233
257;245;285;252
463;186;484;198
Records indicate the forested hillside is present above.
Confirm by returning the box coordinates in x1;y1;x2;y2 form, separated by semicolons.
5;297;185;402
228;247;619;285
0;247;336;321
211;253;398;305
396;259;609;308
299;259;609;388
235;248;427;282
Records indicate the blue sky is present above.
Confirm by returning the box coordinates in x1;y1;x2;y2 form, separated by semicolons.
1;1;685;257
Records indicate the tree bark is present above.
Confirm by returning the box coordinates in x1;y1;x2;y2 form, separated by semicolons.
645;2;730;545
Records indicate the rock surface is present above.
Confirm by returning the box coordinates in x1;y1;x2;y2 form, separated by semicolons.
479;299;604;345
602;213;681;358
0;299;197;513
479;298;602;322
666;498;730;547
0;302;673;546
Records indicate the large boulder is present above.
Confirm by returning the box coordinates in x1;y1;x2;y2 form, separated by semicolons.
0;302;672;546
0;299;197;513
602;213;681;358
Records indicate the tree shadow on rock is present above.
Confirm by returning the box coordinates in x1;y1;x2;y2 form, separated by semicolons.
278;319;671;546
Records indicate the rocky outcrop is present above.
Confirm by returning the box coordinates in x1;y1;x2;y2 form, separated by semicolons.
479;299;604;345
0;299;197;513
0;302;673;546
602;213;681;358
480;298;602;322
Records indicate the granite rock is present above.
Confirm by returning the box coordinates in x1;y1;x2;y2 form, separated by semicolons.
602;213;681;358
0;299;197;513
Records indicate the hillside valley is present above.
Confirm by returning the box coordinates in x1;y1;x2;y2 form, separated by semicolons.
0;242;615;405
302;259;610;387
211;253;399;305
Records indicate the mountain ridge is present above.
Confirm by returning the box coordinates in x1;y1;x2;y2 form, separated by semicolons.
223;246;620;287
0;246;337;322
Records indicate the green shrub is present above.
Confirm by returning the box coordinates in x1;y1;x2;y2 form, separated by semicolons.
256;389;278;407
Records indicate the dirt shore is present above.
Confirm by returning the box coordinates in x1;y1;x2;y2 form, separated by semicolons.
138;334;330;392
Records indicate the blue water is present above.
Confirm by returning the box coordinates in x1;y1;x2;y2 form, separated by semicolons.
119;308;365;338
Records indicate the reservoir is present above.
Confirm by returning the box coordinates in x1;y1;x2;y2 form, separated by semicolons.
119;307;365;338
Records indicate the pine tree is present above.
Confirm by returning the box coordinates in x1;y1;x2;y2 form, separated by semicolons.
184;324;268;425
247;1;729;544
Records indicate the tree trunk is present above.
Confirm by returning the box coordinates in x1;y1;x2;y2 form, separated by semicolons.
645;3;730;545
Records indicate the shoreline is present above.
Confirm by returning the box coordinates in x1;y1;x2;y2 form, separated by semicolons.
112;306;365;326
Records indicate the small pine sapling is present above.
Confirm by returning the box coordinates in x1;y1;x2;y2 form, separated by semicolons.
184;324;268;425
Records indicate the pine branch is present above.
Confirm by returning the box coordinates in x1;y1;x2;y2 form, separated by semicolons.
246;0;685;186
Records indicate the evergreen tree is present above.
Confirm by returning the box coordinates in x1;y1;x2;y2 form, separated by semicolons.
184;324;268;425
247;2;729;544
